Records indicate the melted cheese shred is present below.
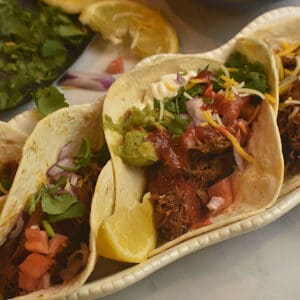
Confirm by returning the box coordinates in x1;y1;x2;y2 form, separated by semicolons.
203;110;254;163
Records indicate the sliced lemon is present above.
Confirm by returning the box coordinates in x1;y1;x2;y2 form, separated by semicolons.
96;194;157;263
42;0;99;14
79;0;179;57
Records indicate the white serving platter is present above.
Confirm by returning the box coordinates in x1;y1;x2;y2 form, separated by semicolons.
7;5;300;300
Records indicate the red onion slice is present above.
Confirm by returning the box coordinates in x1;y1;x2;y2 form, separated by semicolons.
186;97;205;125
58;142;73;160
176;72;185;85
58;71;115;91
9;213;24;239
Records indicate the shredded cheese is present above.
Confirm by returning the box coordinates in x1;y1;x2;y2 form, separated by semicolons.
183;91;193;100
247;105;260;124
234;87;265;99
0;183;8;195
277;41;300;57
112;12;144;21
289;106;300;119
276;54;284;81
165;82;177;92
159;100;164;120
284;68;293;77
220;75;239;89
203;110;254;163
264;93;276;105
279;76;297;95
220;64;230;78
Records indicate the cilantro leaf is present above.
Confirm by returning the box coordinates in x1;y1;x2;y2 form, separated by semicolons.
164;115;191;137
225;51;269;93
73;137;93;168
48;202;86;223
33;85;69;116
41;193;78;215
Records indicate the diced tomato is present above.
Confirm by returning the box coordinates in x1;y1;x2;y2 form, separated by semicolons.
208;177;233;210
19;253;54;280
106;56;124;74
25;228;49;254
48;234;69;258
19;271;40;292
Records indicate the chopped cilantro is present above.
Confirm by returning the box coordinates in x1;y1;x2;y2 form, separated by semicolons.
41;193;78;215
33;86;69;116
48;202;86;223
42;220;55;238
225;51;269;93
0;0;92;110
164;114;190;137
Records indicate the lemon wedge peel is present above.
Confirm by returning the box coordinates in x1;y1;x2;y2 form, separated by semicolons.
96;194;157;263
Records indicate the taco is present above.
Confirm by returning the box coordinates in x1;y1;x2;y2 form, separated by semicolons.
0;101;114;299
248;16;300;196
102;37;283;258
0;122;28;212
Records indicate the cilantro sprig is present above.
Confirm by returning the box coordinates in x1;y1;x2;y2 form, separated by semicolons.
0;0;92;110
225;51;269;93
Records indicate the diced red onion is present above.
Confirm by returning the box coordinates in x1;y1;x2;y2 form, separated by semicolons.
37;272;51;290
58;142;73;160
47;164;64;179
186;97;205;125
9;213;24;239
179;113;190;119
207;196;225;212
176;72;185;85
58;71;115;91
70;174;80;186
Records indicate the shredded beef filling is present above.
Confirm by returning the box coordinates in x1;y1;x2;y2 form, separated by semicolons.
278;79;300;175
148;127;236;241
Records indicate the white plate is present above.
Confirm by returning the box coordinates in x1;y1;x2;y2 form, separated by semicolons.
8;6;300;300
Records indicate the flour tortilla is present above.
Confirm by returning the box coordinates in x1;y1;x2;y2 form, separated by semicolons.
0;101;115;299
0;122;28;213
103;37;284;256
248;16;300;196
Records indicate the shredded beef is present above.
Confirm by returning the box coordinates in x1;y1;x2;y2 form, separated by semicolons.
278;80;300;174
278;104;300;174
281;55;297;69
186;150;235;187
184;126;232;155
152;190;190;241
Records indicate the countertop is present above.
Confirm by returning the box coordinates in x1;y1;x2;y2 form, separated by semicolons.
2;0;300;299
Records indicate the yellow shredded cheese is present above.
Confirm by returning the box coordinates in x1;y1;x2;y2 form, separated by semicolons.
284;68;293;77
264;93;276;105
165;82;177;92
279;80;294;95
277;41;300;57
203;110;254;163
184;79;206;91
200;122;208;127
78;179;83;188
220;75;239;89
248;105;260;124
0;183;8;195
226;67;239;72
276;55;284;81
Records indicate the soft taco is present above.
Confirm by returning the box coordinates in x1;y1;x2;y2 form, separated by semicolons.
0;101;114;299
102;37;284;258
248;16;300;196
0;122;28;212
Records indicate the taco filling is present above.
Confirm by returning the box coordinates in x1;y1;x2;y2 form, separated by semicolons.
106;51;274;242
276;42;300;175
0;138;109;298
0;160;19;196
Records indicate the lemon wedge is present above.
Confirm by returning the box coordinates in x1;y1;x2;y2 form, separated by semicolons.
79;0;179;57
42;0;99;14
96;193;157;263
